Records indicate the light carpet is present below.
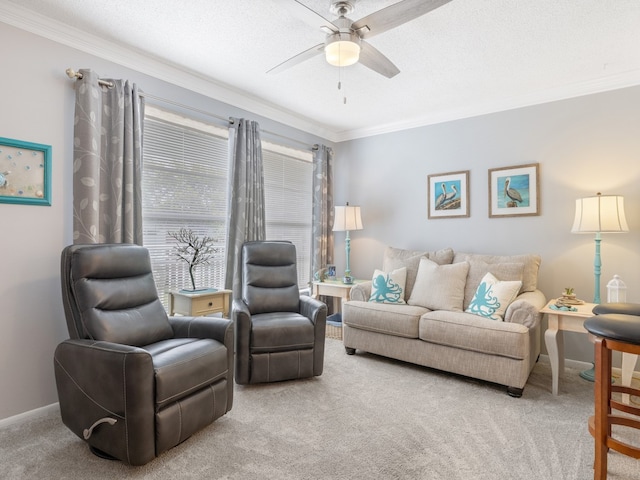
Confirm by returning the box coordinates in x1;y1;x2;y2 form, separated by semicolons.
2;338;640;479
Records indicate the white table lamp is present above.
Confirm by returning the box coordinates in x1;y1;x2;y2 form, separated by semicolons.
333;203;363;284
571;193;628;304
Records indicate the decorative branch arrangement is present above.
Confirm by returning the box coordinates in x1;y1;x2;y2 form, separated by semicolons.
168;228;218;291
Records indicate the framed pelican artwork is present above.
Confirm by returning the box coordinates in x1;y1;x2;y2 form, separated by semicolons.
488;163;539;218
427;170;470;219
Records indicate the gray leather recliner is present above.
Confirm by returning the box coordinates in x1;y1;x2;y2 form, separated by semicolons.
54;244;233;465
233;241;327;385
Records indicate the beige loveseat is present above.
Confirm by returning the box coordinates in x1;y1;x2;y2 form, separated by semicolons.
342;247;546;397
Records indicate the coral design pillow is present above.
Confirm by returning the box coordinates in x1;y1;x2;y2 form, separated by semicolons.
466;272;522;321
369;267;407;304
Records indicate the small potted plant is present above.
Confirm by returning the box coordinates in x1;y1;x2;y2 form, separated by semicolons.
168;228;217;292
562;287;576;299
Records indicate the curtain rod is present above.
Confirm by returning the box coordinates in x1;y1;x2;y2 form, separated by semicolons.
65;68;319;151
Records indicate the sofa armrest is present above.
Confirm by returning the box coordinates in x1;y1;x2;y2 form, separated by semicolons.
350;281;372;302
504;289;547;329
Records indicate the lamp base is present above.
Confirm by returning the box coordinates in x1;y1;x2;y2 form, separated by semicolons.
579;364;595;382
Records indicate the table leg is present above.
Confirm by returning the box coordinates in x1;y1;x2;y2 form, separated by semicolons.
545;313;564;396
621;353;638;404
168;292;175;316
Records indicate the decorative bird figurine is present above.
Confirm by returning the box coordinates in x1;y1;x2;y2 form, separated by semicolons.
504;177;522;205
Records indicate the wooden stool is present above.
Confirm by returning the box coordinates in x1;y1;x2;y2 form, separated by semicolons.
584;313;640;479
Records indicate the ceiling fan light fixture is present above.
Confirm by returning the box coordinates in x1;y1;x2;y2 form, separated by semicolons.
325;32;361;67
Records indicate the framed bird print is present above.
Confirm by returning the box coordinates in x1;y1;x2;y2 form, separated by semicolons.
427;170;470;219
488;163;539;218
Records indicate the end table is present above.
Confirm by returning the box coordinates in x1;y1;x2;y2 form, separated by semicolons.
169;289;232;318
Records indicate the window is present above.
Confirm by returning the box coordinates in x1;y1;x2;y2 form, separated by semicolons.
142;106;229;309
142;106;314;306
263;146;314;289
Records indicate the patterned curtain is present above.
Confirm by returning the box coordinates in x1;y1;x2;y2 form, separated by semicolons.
72;69;144;244
311;144;334;281
224;118;266;297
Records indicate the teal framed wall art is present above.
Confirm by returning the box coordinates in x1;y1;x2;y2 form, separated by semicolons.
0;137;51;206
488;163;539;218
427;170;470;219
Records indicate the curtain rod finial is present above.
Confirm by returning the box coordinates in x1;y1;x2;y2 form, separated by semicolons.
66;68;79;79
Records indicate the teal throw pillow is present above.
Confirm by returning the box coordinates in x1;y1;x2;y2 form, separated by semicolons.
369;267;407;304
466;272;522;321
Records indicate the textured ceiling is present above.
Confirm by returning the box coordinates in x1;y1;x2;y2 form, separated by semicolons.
3;0;640;141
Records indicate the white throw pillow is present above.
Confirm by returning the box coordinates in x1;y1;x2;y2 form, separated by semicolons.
466;272;522;321
369;267;407;304
407;258;469;311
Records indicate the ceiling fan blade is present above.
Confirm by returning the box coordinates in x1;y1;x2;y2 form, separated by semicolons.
352;0;452;39
267;43;325;74
271;0;339;33
358;40;400;78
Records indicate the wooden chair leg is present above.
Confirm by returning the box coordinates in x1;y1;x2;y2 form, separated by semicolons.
593;337;611;480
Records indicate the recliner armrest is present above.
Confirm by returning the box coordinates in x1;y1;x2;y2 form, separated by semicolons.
299;295;328;325
54;339;156;465
232;299;252;385
169;316;233;348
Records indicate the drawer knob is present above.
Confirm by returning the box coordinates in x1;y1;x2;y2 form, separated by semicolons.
208;302;213;307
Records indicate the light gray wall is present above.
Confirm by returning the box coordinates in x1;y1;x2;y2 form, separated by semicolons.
0;22;330;421
333;86;640;364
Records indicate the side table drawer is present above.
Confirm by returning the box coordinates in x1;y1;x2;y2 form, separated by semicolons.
191;295;225;315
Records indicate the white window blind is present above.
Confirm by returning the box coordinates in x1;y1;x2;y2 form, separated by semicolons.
263;147;313;288
142;105;314;303
142;108;229;309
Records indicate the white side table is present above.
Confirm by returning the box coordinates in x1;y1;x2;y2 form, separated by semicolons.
169;289;232;318
542;300;597;396
542;299;639;399
311;279;366;310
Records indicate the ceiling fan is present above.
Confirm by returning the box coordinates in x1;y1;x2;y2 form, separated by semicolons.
268;0;453;78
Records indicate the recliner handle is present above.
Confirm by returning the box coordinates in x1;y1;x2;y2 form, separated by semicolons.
83;417;117;440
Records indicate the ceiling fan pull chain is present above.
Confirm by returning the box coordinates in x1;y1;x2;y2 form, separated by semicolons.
338;66;347;104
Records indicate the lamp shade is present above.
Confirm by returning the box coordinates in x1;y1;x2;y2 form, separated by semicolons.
333;204;363;232
571;193;628;233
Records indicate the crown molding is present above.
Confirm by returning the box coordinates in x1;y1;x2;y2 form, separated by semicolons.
0;3;339;142
334;69;640;142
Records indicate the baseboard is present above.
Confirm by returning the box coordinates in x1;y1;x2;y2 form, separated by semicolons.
0;402;59;429
539;354;640;380
538;354;592;371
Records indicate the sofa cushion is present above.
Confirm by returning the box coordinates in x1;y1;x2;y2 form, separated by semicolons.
382;246;454;299
408;258;469;312
369;267;407;304
419;310;529;360
463;261;525;310
453;252;541;293
343;301;428;339
465;272;522;321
